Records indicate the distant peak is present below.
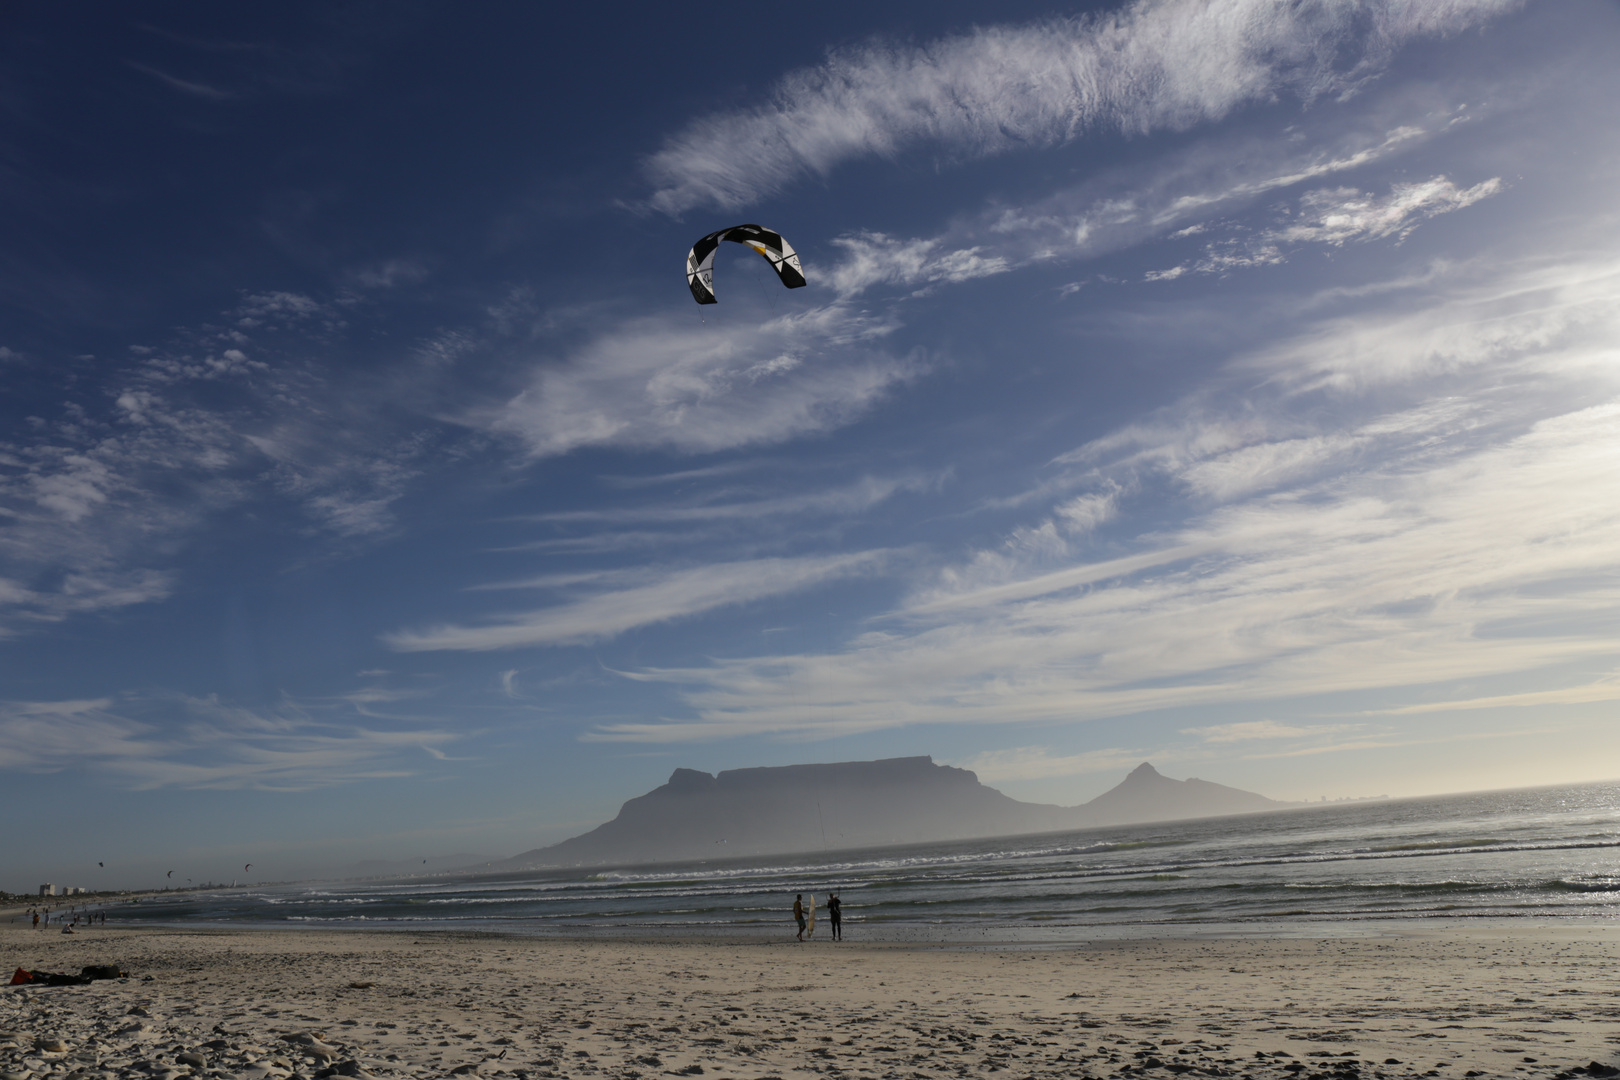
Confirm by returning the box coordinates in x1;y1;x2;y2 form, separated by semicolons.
1127;762;1162;778
667;768;715;788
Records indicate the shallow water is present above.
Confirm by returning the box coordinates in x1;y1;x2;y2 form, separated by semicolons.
112;779;1620;939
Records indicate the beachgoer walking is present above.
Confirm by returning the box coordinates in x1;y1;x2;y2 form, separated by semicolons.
793;894;806;941
828;892;842;940
32;912;39;929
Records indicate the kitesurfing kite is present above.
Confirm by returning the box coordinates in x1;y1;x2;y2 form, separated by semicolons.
686;224;805;305
166;871;173;878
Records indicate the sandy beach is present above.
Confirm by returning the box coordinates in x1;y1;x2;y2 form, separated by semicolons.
4;917;1619;1080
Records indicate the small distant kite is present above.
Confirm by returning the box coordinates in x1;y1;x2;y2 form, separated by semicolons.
686;224;805;305
244;864;252;872
166;871;174;878
98;862;104;868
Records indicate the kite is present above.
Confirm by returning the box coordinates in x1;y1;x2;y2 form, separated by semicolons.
166;871;173;878
686;224;805;305
244;864;252;872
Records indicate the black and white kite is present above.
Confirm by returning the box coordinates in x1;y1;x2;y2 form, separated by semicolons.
686;224;806;305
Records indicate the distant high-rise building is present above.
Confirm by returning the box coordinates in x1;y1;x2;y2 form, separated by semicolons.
39;883;54;897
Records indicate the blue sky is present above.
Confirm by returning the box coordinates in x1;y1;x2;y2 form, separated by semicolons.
4;0;1619;888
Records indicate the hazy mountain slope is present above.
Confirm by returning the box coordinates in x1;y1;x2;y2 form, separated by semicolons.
495;756;1295;869
498;757;1069;869
1075;762;1293;827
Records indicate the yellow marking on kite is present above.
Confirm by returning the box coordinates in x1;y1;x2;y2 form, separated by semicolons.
749;243;769;254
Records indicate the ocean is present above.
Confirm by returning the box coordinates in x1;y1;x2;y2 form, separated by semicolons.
111;780;1620;940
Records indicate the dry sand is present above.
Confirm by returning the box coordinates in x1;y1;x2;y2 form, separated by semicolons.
3;919;1619;1080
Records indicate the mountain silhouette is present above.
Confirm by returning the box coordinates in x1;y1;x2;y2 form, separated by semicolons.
493;756;1295;869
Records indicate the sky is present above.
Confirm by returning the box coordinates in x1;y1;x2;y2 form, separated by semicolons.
3;0;1619;890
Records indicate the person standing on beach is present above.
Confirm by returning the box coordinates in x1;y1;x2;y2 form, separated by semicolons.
793;894;806;941
827;892;842;940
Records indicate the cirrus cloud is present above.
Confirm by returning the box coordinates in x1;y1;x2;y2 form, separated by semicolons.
645;0;1522;215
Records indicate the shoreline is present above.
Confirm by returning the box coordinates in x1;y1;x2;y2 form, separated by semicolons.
9;905;1615;945
5;918;1619;1080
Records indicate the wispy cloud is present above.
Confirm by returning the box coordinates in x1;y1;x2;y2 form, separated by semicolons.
517;473;938;526
125;61;233;100
826;235;1011;297
645;0;1521;214
590;254;1620;742
1148;176;1504;280
1181;719;1343;743
485;304;918;458
386;551;896;652
1364;676;1620;716
815;117;1486;303
0;694;460;791
0;291;466;635
1276;177;1503;246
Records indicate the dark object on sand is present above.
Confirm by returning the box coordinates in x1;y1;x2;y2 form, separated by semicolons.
9;969;91;986
7;964;124;986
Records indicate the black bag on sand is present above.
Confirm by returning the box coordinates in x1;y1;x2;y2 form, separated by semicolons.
27;971;92;986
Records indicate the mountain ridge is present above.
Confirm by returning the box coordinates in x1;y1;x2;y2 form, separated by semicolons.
492;756;1296;870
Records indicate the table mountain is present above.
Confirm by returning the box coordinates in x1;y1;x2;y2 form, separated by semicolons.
495;756;1295;869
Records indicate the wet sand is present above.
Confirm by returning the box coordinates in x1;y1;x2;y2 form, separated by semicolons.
3;919;1619;1080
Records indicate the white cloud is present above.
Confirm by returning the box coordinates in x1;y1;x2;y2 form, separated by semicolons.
1054;490;1118;534
826;234;1010;296
386;551;895;652
485;304;919;458
645;0;1520;214
0;694;460;791
1273;176;1503;246
825;121;1486;300
1238;255;1620;393
517;473;938;526
1365;676;1620;716
0;290;475;635
1180;434;1359;500
1148;175;1503;281
352;258;429;289
234;290;327;326
0;389;245;631
1181;719;1334;742
588;254;1620;743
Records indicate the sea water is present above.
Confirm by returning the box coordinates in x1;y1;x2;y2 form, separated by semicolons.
113;780;1620;939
